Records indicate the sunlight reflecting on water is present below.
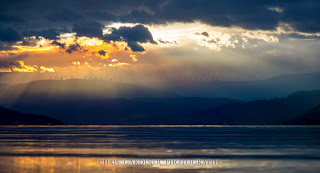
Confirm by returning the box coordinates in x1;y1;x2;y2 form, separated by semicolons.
2;156;320;173
0;126;320;173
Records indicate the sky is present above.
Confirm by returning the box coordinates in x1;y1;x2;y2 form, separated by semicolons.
1;0;320;84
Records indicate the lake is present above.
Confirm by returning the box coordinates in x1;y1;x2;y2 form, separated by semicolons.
0;125;320;173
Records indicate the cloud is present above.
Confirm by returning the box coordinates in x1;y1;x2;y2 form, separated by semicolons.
72;21;104;38
0;24;22;42
103;24;156;52
282;1;320;33
11;61;38;72
191;31;239;51
1;0;320;80
241;31;279;43
66;43;81;53
98;49;107;56
267;7;284;13
23;28;67;40
0;41;17;50
1;0;320;33
0;59;56;73
51;40;66;49
286;33;320;40
40;66;55;72
195;32;209;37
126;41;145;52
157;39;179;47
130;54;137;62
0;59;12;69
1;0;320;46
0;24;23;50
19;37;40;47
143;0;280;30
46;8;84;23
72;61;81;66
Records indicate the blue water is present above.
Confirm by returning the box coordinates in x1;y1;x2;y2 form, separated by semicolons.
0;125;319;173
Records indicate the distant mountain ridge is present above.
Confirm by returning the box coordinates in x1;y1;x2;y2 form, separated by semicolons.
2;71;320;100
184;90;320;125
286;104;320;125
1;73;320;125
2;90;320;125
167;72;320;100
0;106;64;125
1;97;241;125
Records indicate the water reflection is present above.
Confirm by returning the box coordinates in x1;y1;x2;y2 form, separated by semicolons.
0;126;319;173
2;156;320;173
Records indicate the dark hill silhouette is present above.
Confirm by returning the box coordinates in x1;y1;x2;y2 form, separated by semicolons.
286;104;320;125
2;87;320;124
1;97;241;125
183;90;320;125
1;77;320;125
133;97;243;112
0;106;64;125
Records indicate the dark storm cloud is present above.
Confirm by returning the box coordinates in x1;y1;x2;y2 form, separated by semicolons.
0;42;17;51
66;43;80;54
98;50;107;56
1;0;319;32
104;25;156;43
0;24;23;50
9;61;22;68
126;41;145;52
23;28;68;40
72;21;104;38
282;1;320;33
46;8;84;23
0;54;28;69
103;25;156;52
1;0;320;51
51;40;66;49
0;24;22;42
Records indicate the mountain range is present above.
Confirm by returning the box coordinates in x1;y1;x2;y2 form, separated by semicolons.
1;72;320;125
0;106;63;125
286;104;320;125
184;90;320;125
167;72;320;100
2;71;320;100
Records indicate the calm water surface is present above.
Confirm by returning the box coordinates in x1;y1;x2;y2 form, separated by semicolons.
0;125;319;173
